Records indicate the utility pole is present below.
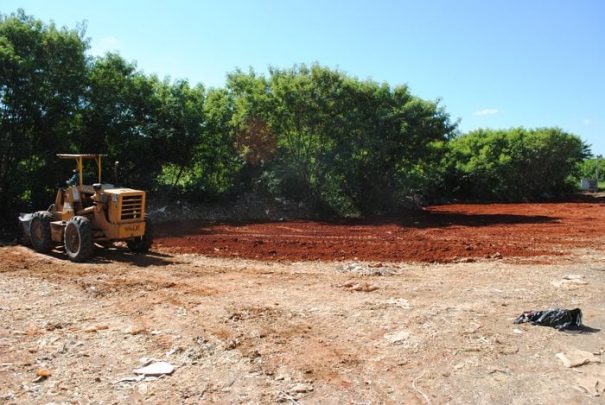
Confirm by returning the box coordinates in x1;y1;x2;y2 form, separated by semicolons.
597;155;603;192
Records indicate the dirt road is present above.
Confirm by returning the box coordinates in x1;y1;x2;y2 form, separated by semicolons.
1;201;605;403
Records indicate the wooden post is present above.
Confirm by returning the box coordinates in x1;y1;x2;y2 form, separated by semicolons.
77;156;83;186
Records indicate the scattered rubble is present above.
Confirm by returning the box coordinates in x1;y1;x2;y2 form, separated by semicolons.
551;274;589;288
338;262;395;276
384;330;411;345
289;383;314;394
384;298;412;309
575;373;605;397
341;281;379;292
556;350;601;368
33;368;51;383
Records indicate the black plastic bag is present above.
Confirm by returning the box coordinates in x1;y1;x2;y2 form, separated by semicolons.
514;308;582;330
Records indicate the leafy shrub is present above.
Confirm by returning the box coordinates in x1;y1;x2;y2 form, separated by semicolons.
443;128;588;200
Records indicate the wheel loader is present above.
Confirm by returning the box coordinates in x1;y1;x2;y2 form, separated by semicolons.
18;154;153;262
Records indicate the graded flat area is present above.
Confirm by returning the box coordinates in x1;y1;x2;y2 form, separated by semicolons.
155;200;605;263
1;200;605;403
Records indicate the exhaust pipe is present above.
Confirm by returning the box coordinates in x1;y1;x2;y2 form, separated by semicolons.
17;212;33;245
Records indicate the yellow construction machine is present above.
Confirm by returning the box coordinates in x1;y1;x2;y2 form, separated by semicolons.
19;154;152;262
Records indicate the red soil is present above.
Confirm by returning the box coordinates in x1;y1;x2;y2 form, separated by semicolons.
154;198;605;263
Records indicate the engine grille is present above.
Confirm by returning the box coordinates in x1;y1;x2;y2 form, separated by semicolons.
121;195;144;220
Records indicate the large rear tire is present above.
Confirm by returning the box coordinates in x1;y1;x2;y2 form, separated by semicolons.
64;216;94;262
30;211;52;253
127;218;153;253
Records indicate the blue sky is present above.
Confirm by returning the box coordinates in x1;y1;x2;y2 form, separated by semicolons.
3;0;605;154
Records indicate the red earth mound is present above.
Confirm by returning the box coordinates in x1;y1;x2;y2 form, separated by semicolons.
154;198;605;263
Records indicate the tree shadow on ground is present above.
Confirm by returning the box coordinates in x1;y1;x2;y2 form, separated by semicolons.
394;211;559;229
154;210;560;238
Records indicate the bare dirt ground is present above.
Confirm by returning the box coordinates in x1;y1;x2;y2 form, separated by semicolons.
1;200;605;404
154;199;605;263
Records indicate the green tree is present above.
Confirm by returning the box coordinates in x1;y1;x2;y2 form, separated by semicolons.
213;64;457;215
444;128;589;200
162;87;244;200
227;69;276;189
78;53;159;188
265;64;456;215
151;79;205;191
0;10;88;218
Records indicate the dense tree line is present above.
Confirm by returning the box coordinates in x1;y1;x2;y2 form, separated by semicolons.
0;11;591;227
438;128;589;200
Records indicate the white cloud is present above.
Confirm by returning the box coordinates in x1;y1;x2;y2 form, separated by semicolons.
90;36;121;56
583;118;592;126
473;108;500;116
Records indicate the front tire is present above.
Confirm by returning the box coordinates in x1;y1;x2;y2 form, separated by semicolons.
64;216;94;262
127;218;153;253
30;211;52;253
